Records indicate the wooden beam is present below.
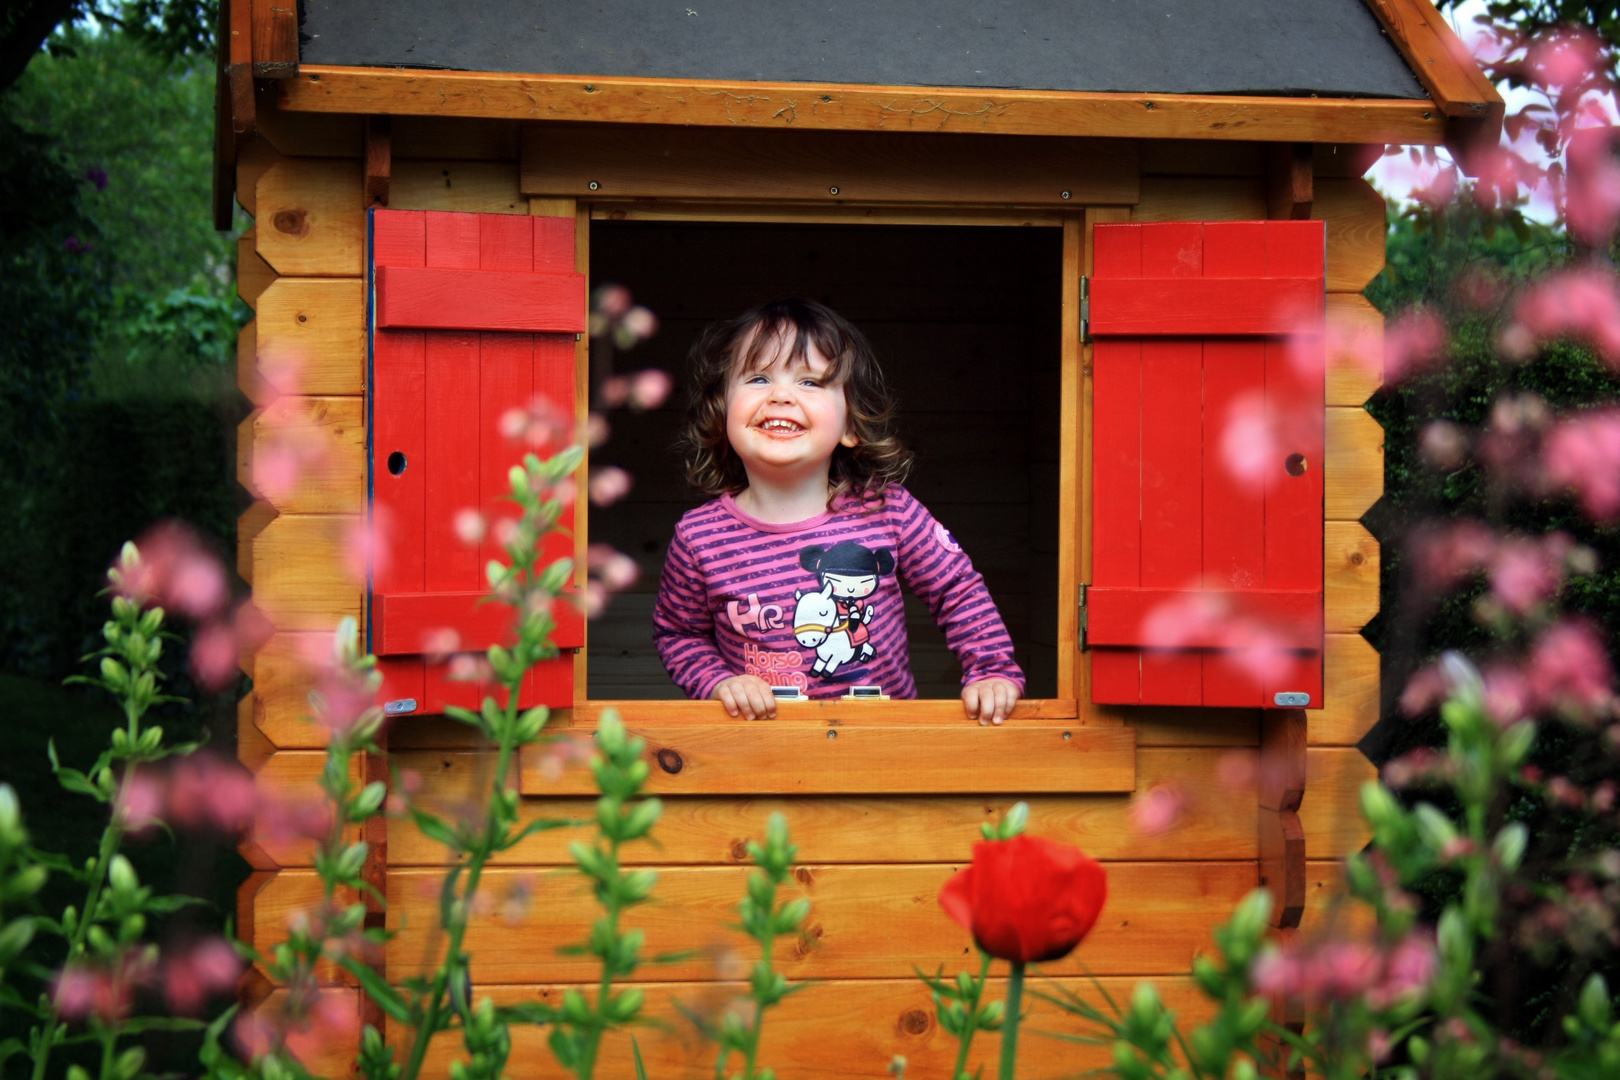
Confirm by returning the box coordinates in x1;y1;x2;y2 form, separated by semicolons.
250;0;298;79
1259;711;1307;813
521;125;1138;205
364;115;391;207
1259;809;1306;928
280;67;1452;145
1266;142;1313;220
565;699;1079;723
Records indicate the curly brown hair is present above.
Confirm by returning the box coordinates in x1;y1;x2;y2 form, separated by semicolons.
679;298;913;508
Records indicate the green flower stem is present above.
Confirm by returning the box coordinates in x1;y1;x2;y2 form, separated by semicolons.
998;960;1025;1080
579;827;627;1079
953;952;994;1080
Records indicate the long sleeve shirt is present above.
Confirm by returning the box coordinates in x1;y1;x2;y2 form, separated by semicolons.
653;486;1024;701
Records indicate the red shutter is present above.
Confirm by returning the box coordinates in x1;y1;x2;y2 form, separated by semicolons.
369;208;586;715
1089;221;1325;709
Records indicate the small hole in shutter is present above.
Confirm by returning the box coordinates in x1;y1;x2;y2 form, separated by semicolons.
387;451;407;476
1284;453;1308;477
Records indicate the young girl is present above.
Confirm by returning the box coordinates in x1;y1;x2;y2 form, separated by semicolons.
652;298;1024;724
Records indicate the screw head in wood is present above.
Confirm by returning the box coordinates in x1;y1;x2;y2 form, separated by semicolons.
589;181;600;190
829;185;839;195
1061;190;1071;199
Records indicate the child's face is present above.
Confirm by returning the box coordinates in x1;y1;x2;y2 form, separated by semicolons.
725;331;858;486
822;572;877;598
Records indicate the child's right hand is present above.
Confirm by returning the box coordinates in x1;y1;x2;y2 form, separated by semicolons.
712;675;778;720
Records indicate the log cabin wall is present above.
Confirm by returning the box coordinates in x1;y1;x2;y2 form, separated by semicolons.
234;108;1385;1077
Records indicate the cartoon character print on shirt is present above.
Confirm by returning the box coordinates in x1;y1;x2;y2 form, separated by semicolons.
793;540;895;679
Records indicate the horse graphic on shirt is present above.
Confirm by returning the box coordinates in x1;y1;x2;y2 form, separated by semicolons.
792;581;873;676
793;540;892;678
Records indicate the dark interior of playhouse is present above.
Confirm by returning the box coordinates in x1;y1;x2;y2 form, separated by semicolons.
585;221;1064;700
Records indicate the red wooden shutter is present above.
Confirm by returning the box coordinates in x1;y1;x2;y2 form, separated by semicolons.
369;208;586;715
1089;221;1325;709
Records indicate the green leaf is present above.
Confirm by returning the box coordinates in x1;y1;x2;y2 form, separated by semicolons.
411;808;462;851
632;1036;649;1080
340;957;412;1023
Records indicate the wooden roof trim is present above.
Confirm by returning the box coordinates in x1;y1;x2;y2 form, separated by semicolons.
279;66;1451;145
1363;0;1504;163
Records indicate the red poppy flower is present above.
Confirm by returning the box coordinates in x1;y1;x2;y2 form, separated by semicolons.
939;835;1108;964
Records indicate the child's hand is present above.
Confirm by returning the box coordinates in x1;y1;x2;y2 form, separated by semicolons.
963;678;1019;726
713;675;778;720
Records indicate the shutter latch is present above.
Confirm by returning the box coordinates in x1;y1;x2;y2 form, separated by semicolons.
1077;583;1089;651
1080;276;1091;345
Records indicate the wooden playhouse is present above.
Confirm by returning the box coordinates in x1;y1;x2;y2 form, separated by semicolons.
217;0;1502;1075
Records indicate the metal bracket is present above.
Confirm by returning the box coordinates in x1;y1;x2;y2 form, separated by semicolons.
1078;583;1089;651
1079;276;1091;344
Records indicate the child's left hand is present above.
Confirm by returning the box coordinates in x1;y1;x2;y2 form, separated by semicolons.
962;678;1019;726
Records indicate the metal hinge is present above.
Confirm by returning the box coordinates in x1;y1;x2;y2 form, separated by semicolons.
1080;276;1091;344
1077;583;1089;651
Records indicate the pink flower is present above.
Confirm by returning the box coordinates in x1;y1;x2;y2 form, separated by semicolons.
1371;935;1438;1006
1130;782;1188;837
446;654;493;684
167;755;258;834
588;544;639;592
1527;620;1615;719
117;523;229;621
1482;664;1532;725
1420;421;1469;470
454;509;488;545
189;621;239;691
1487;533;1571;614
588;466;634;506
1527;28;1605;90
163;937;243;1014
1512;268;1620;366
311;663;378;732
420;627;461;664
1384;309;1448;381
1412;522;1496;591
256;788;333;843
1542;409;1620;521
114;768;165;832
1565;127;1620;245
1217;392;1276;488
52;952;152;1023
343;510;392;585
594;284;632;320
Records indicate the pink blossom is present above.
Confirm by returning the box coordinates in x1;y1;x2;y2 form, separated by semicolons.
1400;665;1450;717
1130;782;1188;837
1487;533;1572;614
1420;421;1469;470
1542;408;1620;520
588;544;639;592
167;755;258;834
1412;521;1496;591
588;466;634;506
594;284;632;320
586;413;611;448
454;509;488;545
1565;127;1620;245
1527;28;1606;90
446;654;493;684
499;406;530;441
51;952;152;1023
343;510;392;585
1312;941;1382;997
1325;303;1384;384
117;522;229;620
1512;268;1620;366
492;517;520;548
163;937;243;1014
420;627;461;663
1372;935;1438;1006
1214;751;1257;791
1217;392;1276;488
1383;747;1450;788
581;580;608;619
311;663;379;732
622;307;660;346
1383;309;1448;382
1526;619;1615;719
114;768;165;832
256;788;333;843
189;621;239;690
256;348;305;399
631;368;672;410
1482;664;1532;725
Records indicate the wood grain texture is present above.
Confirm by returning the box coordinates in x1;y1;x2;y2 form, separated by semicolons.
1363;0;1503;118
255;158;365;276
364;114;391;207
1259;808;1305;928
1314;178;1386;293
238;692;276;773
250;751;352;867
1138;140;1263;177
1133;177;1265;223
237;502;276;585
565;700;1080;723
590;202;1066;227
254;86;363;157
1103;705;1257;747
253;278;366;396
394;116;521;161
1301;747;1378;860
249;0;297;77
1059;216;1083;700
236;229;275;309
320;862;1252;984
391;160;527;214
394;746;1257;867
1300;859;1375;940
1315;633;1380;747
237;320;270;404
522;125;1138;205
1266;142;1313;221
384;976;1216;1080
251;632;331;749
235;137;280;218
1324;522;1380;634
278;67;1452;145
242;396;366;513
1325;406;1385;521
1259;711;1306;812
517;724;1135;795
250;514;362;632
1326;294;1384;406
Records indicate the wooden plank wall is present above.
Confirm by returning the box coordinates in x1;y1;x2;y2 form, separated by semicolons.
236;116;1383;1078
585;220;1063;701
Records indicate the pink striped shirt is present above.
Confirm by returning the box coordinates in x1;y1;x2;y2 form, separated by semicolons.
653;486;1024;700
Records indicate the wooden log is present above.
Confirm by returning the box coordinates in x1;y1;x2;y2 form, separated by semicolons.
252;632;332;749
389;746;1258;868
278;68;1452;146
590;202;1066;227
1314;178;1386;293
224;0;255;142
1138;140;1263;177
364;115;391;207
241;396;366;514
239;692;276;773
1324;406;1385;521
390;160;528;215
236;228;276;310
394;116;521;161
1108;705;1257;747
249;0;298;78
1315;633;1380;747
1300;859;1375;940
1362;0;1503;121
1324;522;1379;634
254;91;364;158
248;988;361;1078
386;976;1216;1080
1265;143;1313;220
237;501;276;584
254;278;367;396
250;514;362;632
1133;177;1264;222
235;135;279;218
1259;808;1305;929
1312;143;1384;179
517;723;1135;796
521;126;1139;206
250;751;363;874
237;320;272;404
244;871;356;985
1301;747;1377;860
255;158;366;276
1325;294;1383;407
563;700;1081;724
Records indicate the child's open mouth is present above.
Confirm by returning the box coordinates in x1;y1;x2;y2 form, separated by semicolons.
756;419;805;436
